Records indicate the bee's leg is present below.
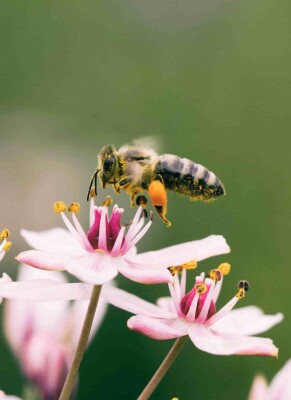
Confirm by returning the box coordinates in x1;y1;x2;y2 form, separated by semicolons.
118;176;137;207
130;192;139;207
153;205;171;227
113;184;120;194
118;176;133;188
148;179;172;227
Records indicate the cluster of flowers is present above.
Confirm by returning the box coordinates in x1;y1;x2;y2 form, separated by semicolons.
0;196;285;399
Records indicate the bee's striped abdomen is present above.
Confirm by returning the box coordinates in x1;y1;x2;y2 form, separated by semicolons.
155;155;225;200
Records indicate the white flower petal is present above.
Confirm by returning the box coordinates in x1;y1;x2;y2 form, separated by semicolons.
188;324;278;356
18;264;67;283
128;315;186;340
16;250;70;271
0;280;92;301
21;228;84;256
118;261;172;284
129;235;230;268
156;297;177;314
102;287;175;318
211;306;283;336
67;254;118;284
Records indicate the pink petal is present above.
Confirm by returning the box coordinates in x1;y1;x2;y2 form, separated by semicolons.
188;324;279;356
127;315;186;340
21;228;84;256
16;251;67;271
268;359;291;399
248;375;268;400
18;264;67;283
66;254;118;284
211;306;283;336
0;280;92;301
128;235;230;268
156;297;177;314
102;287;175;318
4;264;71;353
118;262;172;284
22;333;69;399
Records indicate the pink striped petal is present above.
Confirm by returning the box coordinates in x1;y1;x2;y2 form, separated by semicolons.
102;287;175;318
16;251;68;271
127;315;186;340
188;324;278;356
211;306;283;336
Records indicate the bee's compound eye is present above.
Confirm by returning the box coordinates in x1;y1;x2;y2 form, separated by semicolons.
103;158;114;171
237;280;250;291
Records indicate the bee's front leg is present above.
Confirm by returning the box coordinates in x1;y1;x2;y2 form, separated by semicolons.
113;184;120;194
118;176;133;188
130;191;139;207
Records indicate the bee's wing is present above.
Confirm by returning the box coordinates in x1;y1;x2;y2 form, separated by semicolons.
132;136;162;152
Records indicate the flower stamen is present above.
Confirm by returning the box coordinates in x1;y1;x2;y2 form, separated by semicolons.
209;263;231;282
0;228;10;240
68;202;81;213
168;260;198;276
102;196;112;207
54;201;67;213
89;187;97;198
195;283;207;295
3;241;12;252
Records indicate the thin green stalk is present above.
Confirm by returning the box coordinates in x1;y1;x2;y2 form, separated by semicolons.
137;336;188;400
59;284;102;400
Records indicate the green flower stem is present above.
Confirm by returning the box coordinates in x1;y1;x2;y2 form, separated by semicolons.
137;336;188;400
59;284;102;400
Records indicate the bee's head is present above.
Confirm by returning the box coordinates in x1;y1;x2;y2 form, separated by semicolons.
98;145;119;188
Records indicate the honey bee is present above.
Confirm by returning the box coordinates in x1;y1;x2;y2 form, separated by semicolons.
87;143;225;226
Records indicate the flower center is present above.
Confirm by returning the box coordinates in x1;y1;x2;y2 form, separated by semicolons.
180;281;216;321
87;200;123;252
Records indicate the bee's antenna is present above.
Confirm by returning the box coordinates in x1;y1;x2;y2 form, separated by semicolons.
87;169;100;201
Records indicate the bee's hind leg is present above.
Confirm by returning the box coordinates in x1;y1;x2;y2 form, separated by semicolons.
148;179;172;227
153;205;171;227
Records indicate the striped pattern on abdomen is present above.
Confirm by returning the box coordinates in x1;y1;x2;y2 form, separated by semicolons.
155;154;225;200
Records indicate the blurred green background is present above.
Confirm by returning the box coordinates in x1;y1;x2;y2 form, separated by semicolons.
0;0;290;399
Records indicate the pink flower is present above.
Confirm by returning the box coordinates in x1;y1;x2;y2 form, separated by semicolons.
104;266;283;356
4;265;107;400
248;360;291;400
16;198;230;285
